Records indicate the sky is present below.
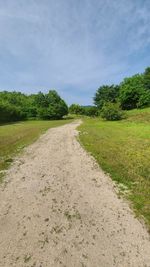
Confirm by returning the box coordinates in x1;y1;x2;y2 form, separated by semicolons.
0;0;150;105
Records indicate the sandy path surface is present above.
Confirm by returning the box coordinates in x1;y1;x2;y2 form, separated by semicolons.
0;120;150;267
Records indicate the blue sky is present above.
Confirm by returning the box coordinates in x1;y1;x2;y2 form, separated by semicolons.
0;0;150;105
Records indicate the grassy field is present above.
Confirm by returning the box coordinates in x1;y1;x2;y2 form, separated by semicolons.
79;108;150;230
0;119;72;181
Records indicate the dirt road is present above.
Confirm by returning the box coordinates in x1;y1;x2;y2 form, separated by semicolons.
0;120;150;267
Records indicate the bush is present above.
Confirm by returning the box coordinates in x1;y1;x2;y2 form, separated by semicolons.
101;102;124;121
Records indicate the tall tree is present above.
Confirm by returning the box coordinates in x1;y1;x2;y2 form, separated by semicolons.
94;85;120;109
143;67;150;91
119;74;145;110
37;90;68;119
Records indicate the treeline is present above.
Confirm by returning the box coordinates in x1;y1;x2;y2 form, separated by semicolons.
1;66;150;123
69;104;98;117
70;66;150;120
0;90;68;123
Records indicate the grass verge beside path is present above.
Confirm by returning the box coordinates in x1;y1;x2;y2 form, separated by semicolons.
0;119;73;182
78;108;150;230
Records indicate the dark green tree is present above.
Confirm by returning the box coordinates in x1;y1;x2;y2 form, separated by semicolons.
94;85;120;109
0;101;26;123
37;90;68;119
69;104;84;115
119;74;145;110
34;92;48;108
0;89;68;122
143;67;150;91
137;90;150;108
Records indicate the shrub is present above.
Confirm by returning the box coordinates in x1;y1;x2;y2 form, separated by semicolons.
101;102;124;121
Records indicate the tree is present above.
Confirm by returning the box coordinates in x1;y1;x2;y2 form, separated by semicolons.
94;85;120;109
69;104;84;115
0;101;26;123
0;90;68;122
82;106;98;117
46;90;62;105
37;90;68;120
143;67;150;91
137;90;150;108
34;92;48;108
119;74;145;110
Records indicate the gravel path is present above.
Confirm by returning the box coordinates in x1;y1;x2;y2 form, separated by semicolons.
0;120;150;267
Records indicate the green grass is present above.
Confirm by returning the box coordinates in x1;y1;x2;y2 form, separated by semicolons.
79;108;150;230
0;119;72;181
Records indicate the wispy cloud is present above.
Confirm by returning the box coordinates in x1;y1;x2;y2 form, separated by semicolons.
0;0;149;104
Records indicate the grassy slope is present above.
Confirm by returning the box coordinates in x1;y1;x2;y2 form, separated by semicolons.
79;108;150;229
0;119;72;181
